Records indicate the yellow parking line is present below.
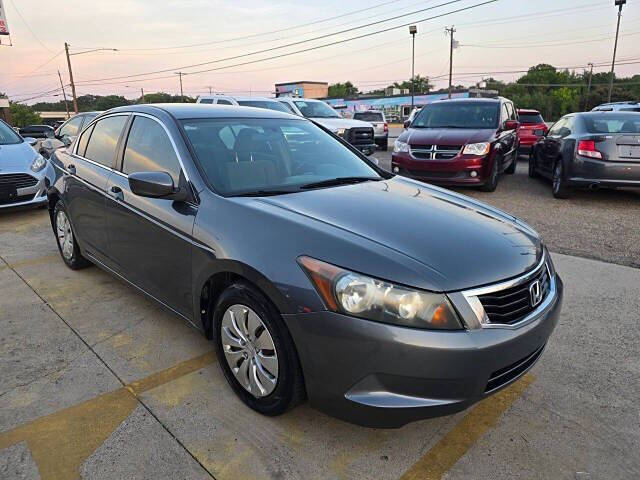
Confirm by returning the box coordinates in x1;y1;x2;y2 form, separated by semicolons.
0;253;60;272
399;374;535;480
0;352;217;480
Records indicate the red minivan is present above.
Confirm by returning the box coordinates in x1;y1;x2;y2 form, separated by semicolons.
516;109;548;154
391;98;519;192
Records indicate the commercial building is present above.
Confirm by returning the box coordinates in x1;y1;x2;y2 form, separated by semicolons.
274;81;328;99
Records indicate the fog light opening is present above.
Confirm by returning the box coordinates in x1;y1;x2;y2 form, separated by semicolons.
393;166;400;173
470;170;478;178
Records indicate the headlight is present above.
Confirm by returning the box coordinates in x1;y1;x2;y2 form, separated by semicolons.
462;142;490;156
393;140;409;153
298;256;462;330
30;154;47;172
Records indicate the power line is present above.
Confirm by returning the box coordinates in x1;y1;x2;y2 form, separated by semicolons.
6;0;54;53
74;0;477;84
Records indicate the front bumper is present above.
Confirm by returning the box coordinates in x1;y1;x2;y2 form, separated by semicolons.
283;274;563;428
352;143;377;156
568;157;640;188
0;167;52;210
391;152;493;186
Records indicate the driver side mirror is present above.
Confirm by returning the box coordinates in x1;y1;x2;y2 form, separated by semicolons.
403;120;410;129
45;129;55;139
128;171;191;202
503;120;519;131
61;135;73;147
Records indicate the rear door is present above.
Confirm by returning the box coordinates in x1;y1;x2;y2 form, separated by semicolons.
542;117;573;173
105;114;196;316
63;114;129;263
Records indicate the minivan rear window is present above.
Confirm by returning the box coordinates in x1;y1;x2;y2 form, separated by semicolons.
354;112;384;122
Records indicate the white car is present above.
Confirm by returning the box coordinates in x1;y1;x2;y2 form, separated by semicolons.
275;98;376;156
196;95;291;114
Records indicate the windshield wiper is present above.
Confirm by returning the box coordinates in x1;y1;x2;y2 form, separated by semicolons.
299;176;380;190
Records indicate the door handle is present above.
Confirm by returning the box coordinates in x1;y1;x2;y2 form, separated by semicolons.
67;164;76;175
108;185;124;201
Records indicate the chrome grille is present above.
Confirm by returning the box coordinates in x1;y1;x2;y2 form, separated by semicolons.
0;173;38;189
410;145;461;160
477;263;551;325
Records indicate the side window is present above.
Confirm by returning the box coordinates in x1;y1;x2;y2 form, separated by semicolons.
560;117;574;138
506;103;516;120
84;116;128;168
76;124;94;157
217;99;233;105
59;116;84;137
123;116;181;184
547;118;566;137
199;99;213;104
501;103;510;124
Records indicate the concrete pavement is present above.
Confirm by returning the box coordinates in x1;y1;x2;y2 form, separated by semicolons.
1;206;639;480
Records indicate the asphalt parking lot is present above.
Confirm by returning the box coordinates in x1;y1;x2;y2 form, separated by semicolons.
1;161;639;479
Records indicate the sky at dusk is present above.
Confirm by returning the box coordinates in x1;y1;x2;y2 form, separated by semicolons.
1;0;639;104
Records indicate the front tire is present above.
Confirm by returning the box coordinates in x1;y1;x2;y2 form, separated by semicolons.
552;159;571;199
53;201;91;269
504;153;516;174
213;282;305;416
480;159;498;192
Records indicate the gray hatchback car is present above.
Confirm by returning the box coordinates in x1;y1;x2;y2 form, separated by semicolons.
48;104;563;427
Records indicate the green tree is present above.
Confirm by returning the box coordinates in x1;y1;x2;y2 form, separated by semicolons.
9;103;42;127
393;75;432;93
328;82;359;98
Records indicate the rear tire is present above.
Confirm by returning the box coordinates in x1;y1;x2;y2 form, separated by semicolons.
53;201;91;269
480;160;498;192
213;281;305;416
552;159;571;199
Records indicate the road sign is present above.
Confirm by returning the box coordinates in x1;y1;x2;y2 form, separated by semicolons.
0;0;10;35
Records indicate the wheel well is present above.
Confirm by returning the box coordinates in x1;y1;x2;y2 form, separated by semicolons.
47;190;60;225
199;271;255;339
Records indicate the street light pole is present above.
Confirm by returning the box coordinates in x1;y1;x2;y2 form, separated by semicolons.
64;42;78;114
608;0;625;103
409;25;417;112
175;72;184;101
585;62;594;110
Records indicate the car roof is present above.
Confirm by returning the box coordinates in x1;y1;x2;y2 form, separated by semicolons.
233;96;279;102
106;103;299;120
517;109;541;114
354;110;383;113
576;111;640;119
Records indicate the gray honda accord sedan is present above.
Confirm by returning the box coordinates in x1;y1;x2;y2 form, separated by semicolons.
47;104;563;427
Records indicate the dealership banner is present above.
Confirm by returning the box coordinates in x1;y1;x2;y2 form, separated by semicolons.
0;0;9;35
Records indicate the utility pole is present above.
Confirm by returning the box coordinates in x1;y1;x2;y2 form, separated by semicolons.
57;70;70;119
585;62;594;110
446;26;456;99
140;88;145;104
409;25;417;112
64;42;78;114
207;85;212;95
175;72;184;101
608;0;625;103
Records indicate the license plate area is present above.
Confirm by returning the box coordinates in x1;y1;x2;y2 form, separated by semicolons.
618;145;640;159
0;185;18;203
534;129;544;136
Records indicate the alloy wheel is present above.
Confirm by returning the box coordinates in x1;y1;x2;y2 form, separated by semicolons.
56;210;74;261
221;304;279;397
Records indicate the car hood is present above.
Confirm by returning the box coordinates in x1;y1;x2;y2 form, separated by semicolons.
401;127;495;146
258;176;541;291
0;142;38;171
311;117;373;131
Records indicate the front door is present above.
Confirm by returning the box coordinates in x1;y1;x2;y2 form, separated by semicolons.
105;114;196;317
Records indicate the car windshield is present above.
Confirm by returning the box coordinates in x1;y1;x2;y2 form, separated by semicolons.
354;112;384;122
583;114;640;134
237;100;292;114
519;113;544;124
0;120;22;145
412;103;499;129
180;118;381;196
293;101;340;118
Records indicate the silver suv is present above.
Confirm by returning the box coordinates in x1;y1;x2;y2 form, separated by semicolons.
591;101;640;112
353;110;388;151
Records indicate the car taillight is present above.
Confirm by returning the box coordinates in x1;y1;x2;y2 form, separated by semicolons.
384;123;388;133
577;140;603;159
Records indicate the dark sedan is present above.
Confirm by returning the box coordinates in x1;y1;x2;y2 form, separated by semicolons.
529;112;640;198
392;98;519;192
48;104;562;427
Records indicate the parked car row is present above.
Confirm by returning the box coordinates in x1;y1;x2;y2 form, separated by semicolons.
392;97;640;199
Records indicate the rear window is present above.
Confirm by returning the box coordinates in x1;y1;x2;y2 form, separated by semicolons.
413;102;499;129
518;113;544;124
237;100;291;113
583;114;640;134
621;107;640;112
354;112;384;122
